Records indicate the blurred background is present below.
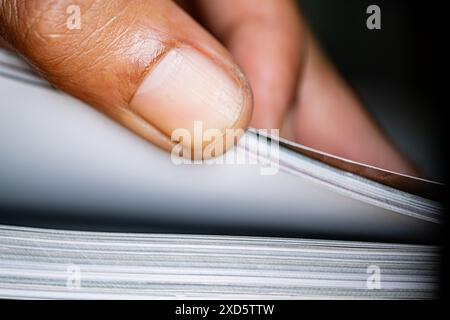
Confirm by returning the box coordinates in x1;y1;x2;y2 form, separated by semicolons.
299;0;446;181
0;0;446;238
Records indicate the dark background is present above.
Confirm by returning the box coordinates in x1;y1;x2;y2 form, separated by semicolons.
299;0;446;181
300;0;448;297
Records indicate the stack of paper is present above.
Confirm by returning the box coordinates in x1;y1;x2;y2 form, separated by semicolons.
0;49;443;299
0;225;440;299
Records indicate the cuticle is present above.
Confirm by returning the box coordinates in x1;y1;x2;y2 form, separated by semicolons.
128;38;252;146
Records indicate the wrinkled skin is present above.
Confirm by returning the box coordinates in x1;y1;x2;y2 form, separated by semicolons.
0;0;418;175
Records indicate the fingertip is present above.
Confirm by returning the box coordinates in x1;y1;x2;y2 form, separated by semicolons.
129;46;253;159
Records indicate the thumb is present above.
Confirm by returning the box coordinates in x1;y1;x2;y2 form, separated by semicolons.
0;0;253;158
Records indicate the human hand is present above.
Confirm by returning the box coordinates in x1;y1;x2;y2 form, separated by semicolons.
0;0;417;175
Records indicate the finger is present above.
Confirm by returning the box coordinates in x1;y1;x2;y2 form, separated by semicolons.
0;0;253;159
0;36;13;50
195;0;305;129
293;37;418;175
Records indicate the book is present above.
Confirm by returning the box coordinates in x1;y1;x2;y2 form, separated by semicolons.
0;224;439;299
0;49;443;299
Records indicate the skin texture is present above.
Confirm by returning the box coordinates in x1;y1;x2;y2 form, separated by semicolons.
0;0;418;175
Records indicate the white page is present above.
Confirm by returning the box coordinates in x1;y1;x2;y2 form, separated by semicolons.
0;52;439;243
0;225;439;299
